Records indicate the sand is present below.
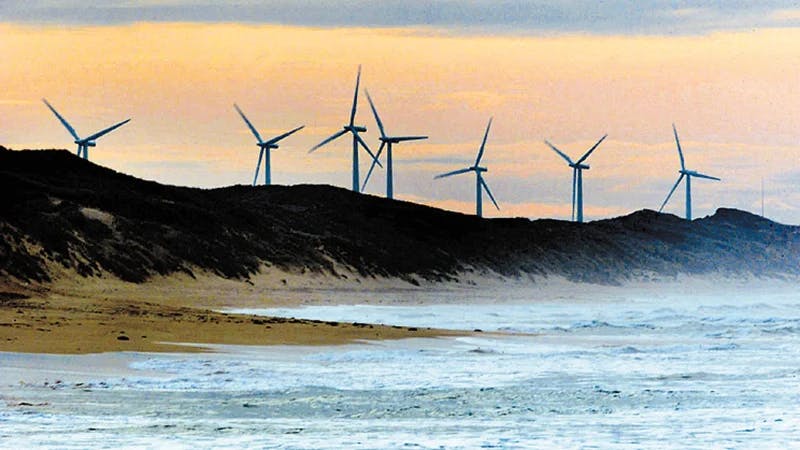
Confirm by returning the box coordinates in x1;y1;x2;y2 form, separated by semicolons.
0;289;461;354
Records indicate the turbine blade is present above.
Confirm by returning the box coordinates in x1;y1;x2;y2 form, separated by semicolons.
42;98;80;140
480;176;500;210
361;141;386;192
659;173;685;212
392;136;428;142
475;117;493;166
434;167;473;179
354;131;383;168
365;90;386;138
576;134;607;164
309;129;348;153
234;103;264;144
691;172;721;181
266;125;305;145
544;140;574;165
349;65;361;127
673;123;685;170
253;148;264;186
83;118;131;142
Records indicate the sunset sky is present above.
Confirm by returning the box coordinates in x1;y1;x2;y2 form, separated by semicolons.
2;1;800;223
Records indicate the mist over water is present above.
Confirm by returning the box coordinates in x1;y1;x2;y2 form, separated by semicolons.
3;290;800;448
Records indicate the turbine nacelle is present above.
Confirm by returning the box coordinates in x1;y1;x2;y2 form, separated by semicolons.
76;140;97;147
345;125;367;133
472;166;488;173
570;163;590;170
258;143;280;150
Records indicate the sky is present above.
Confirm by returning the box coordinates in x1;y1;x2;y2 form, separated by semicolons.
2;1;800;223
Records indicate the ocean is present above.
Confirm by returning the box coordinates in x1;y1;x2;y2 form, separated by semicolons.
2;287;799;448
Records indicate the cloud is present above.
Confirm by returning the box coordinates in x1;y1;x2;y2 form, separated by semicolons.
4;1;800;35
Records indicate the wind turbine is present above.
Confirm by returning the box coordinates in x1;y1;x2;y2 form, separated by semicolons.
360;90;428;199
42;98;130;161
434;118;499;217
234;104;304;186
309;65;381;192
659;124;720;220
544;134;607;223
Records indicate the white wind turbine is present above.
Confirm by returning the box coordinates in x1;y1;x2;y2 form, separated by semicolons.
309;65;381;191
42;98;131;161
435;118;499;217
360;90;428;199
659;124;720;220
234;103;304;186
544;134;607;223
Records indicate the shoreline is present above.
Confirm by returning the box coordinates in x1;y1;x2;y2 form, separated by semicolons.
2;270;797;355
0;292;463;355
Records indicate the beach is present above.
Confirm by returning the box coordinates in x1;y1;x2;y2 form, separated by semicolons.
2;271;793;354
0;275;461;354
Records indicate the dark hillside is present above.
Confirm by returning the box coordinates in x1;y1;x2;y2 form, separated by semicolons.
2;149;799;286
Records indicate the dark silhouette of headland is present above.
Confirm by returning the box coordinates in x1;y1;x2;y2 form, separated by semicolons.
2;149;799;291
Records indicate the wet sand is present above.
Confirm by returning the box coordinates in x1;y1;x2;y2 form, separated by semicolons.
0;291;461;354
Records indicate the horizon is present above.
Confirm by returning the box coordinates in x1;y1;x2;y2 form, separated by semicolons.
2;2;800;223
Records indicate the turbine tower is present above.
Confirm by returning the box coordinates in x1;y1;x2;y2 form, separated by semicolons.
659;124;720;220
309;65;381;192
360;90;428;199
544;134;607;223
234;103;304;186
42;98;130;161
434;118;499;217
